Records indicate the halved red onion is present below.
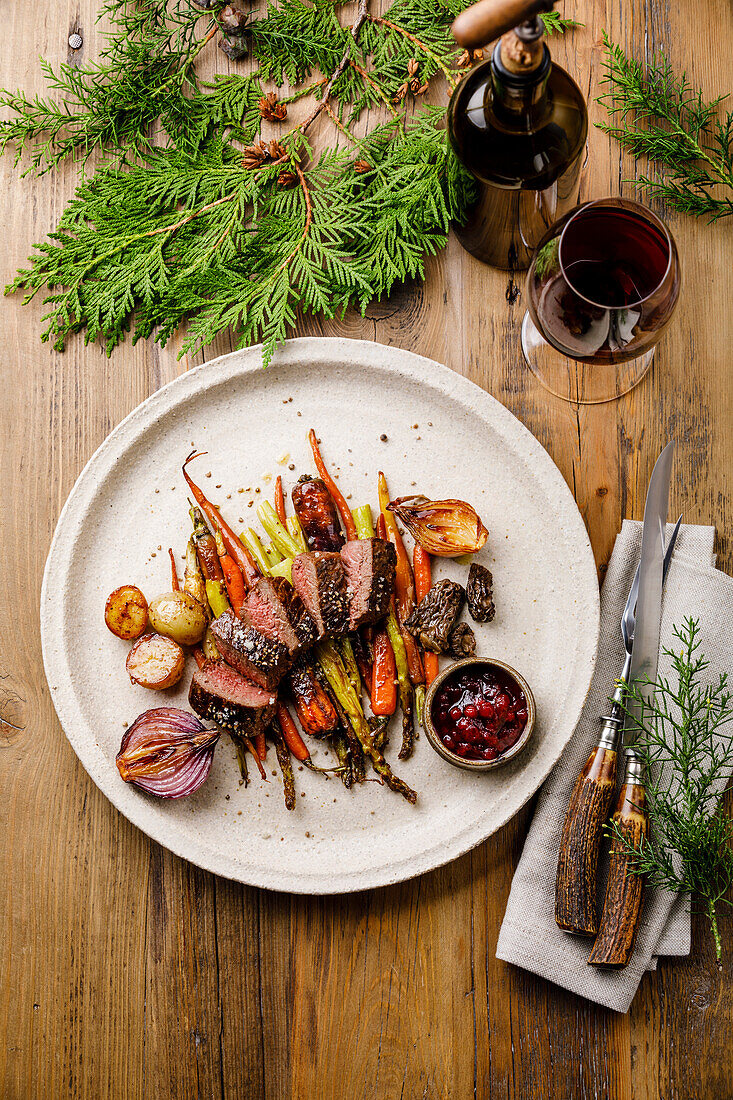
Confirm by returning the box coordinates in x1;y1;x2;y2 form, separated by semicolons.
117;707;220;799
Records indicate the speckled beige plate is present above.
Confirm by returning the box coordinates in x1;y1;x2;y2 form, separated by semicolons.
41;338;599;894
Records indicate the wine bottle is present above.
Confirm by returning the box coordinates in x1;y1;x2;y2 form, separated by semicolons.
448;0;587;271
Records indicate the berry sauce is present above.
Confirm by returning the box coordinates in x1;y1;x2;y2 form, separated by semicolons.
431;664;529;762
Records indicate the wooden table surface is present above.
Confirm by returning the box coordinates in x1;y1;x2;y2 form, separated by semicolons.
2;0;732;1095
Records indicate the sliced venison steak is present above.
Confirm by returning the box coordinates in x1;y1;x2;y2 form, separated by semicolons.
404;579;465;653
269;576;318;648
211;608;291;691
189;660;276;737
291;551;350;638
242;576;317;656
340;537;396;629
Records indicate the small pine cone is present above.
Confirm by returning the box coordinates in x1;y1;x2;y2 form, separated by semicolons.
242;141;267;169
407;57;419;77
268;139;286;160
410;78;428;95
277;170;297;188
259;92;287;122
457;48;483;67
218;3;248;35
353;160;372;174
394;81;409;103
219;34;248;60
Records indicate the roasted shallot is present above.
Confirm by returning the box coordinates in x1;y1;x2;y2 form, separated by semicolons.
387;496;488;557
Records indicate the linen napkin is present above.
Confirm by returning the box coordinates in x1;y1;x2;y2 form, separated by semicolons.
496;520;732;1012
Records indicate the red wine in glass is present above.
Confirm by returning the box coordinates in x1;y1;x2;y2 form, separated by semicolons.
522;198;681;402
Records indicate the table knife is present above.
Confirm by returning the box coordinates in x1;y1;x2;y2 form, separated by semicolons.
555;443;677;938
588;445;674;967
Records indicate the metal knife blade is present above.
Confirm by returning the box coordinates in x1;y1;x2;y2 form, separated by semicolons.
627;441;675;730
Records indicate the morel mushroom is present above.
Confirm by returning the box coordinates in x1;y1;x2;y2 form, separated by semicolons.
403;579;465;653
447;622;476;659
466;563;495;623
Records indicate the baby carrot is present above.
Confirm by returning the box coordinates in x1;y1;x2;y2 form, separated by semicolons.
413;544;439;687
371;629;397;716
214;529;246;616
183;451;260;586
277;702;311;763
308;429;357;539
274;475;287;525
169;548;180;591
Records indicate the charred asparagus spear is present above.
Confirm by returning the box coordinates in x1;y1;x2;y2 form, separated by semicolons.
317;639;417;804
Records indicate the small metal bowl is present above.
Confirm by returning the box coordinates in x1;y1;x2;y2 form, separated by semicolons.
424;657;536;772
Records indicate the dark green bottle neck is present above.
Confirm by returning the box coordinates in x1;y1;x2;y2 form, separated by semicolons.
489;40;551;126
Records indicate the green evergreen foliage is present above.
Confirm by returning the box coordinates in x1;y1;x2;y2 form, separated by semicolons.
599;33;733;221
0;0;580;361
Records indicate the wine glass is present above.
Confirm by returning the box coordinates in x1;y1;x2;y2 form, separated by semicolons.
521;197;681;404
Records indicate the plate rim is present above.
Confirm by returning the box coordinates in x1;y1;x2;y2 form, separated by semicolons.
41;337;600;894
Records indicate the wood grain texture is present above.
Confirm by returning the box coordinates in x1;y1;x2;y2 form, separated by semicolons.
555;745;618;936
589;781;648;969
1;0;732;1097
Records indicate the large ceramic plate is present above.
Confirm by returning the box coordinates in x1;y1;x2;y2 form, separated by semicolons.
42;338;599;893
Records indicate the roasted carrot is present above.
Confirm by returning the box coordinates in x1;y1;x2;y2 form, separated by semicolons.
169;548;180;591
274;475;287;525
190;505;225;582
214;529;246;616
377;472;424;685
193;647;206;670
413;544;439;687
245;737;267;780
183;451;260;586
371;629;397;716
255;731;267;761
277;702;311;763
308;428;357;540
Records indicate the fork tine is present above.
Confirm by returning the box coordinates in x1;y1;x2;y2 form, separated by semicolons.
662;515;682;583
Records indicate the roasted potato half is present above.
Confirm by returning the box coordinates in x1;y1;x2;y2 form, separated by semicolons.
148;591;207;647
126;633;185;690
105;585;149;641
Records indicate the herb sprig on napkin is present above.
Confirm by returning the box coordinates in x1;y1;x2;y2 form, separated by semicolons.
616;618;733;959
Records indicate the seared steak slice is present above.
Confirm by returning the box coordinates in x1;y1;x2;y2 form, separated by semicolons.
242;576;317;657
189;660;276;737
340;538;396;629
290;552;350;638
269;576;318;648
211;608;291;691
404;579;465;653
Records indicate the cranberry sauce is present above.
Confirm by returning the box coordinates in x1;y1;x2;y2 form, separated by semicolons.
431;664;528;762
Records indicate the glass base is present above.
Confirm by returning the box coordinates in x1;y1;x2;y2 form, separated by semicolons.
521;312;655;404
